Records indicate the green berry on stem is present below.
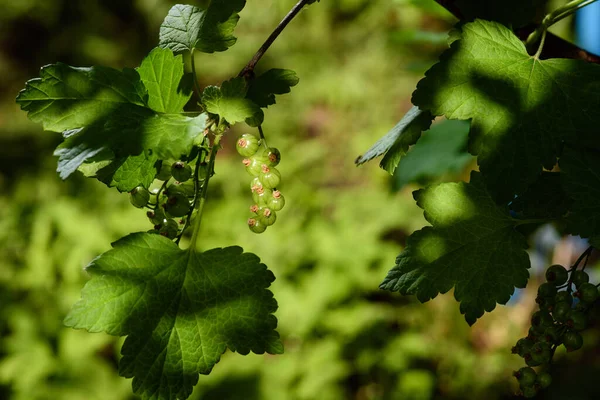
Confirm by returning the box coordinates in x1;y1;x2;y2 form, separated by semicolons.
236;133;260;157
268;190;285;211
258;207;277;226
250;204;260;214
572;270;590;288
243;157;263;176
574;282;598;304
130;186;150;208
555;291;573;306
159;219;179;239
259;165;281;189
563;331;583;351
147;207;167;225
252;186;269;206
531;310;553;328
552;301;571;323
164;193;191;217
513;338;534;357
514;367;537;386
250;177;263;193
566;310;587;331
538;282;558;298
536;372;552;389
171;161;192;182
545;264;568;286
262;147;281;166
521;386;538;398
248;217;267;234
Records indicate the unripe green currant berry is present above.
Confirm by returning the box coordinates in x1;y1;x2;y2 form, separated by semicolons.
252;186;269;206
524;352;542;367
552;301;572;323
164;193;191;217
250;177;264;193
267;190;285;211
531;310;553;328
513;338;534;357
555;291;573;306
250;204;260;214
536;295;555;311
147;207;167;225
530;342;552;364
248;217;267;234
156;161;173;181
574;282;598;304
514;367;537;386
130;186;150;208
521;386;538;399
566;310;587;331
572;270;590;288
259;165;281;189
538;282;557;298
171;161;192;182
243;157;263;176
541;326;561;345
236;133;260;157
545;264;568;286
563;331;583;351
159;219;179;239
536;372;552;389
261;147;281;167
166;182;194;198
258;207;277;226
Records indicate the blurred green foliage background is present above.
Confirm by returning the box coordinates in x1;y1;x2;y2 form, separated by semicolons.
1;0;599;399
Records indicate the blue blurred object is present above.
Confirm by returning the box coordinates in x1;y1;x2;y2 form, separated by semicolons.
576;1;600;55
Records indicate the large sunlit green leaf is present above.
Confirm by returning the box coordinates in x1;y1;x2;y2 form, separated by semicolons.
380;172;530;325
65;233;282;400
202;78;261;124
412;19;600;201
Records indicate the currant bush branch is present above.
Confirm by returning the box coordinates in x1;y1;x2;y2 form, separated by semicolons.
239;0;317;78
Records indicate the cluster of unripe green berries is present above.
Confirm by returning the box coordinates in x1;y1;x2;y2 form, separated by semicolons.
129;160;203;239
512;264;599;398
236;133;285;233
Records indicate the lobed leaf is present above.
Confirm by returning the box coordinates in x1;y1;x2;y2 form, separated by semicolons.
202;78;261;124
159;1;246;54
380;172;530;325
412;19;600;202
246;69;300;108
17;52;205;185
65;233;282;400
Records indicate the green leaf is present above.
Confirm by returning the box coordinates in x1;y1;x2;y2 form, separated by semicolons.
509;172;571;219
17;62;206;179
137;47;192;113
412;19;600;202
355;106;434;173
65;233;282;400
202;78;261;124
393;119;473;189
54;110;206;179
246;69;300;108
560;147;600;239
380;172;530;325
159;1;246;54
95;151;160;192
16;63;146;133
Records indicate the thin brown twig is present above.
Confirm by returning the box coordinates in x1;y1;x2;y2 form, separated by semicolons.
239;0;314;78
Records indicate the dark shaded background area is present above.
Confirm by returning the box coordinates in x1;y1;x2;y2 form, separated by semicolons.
1;1;599;399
